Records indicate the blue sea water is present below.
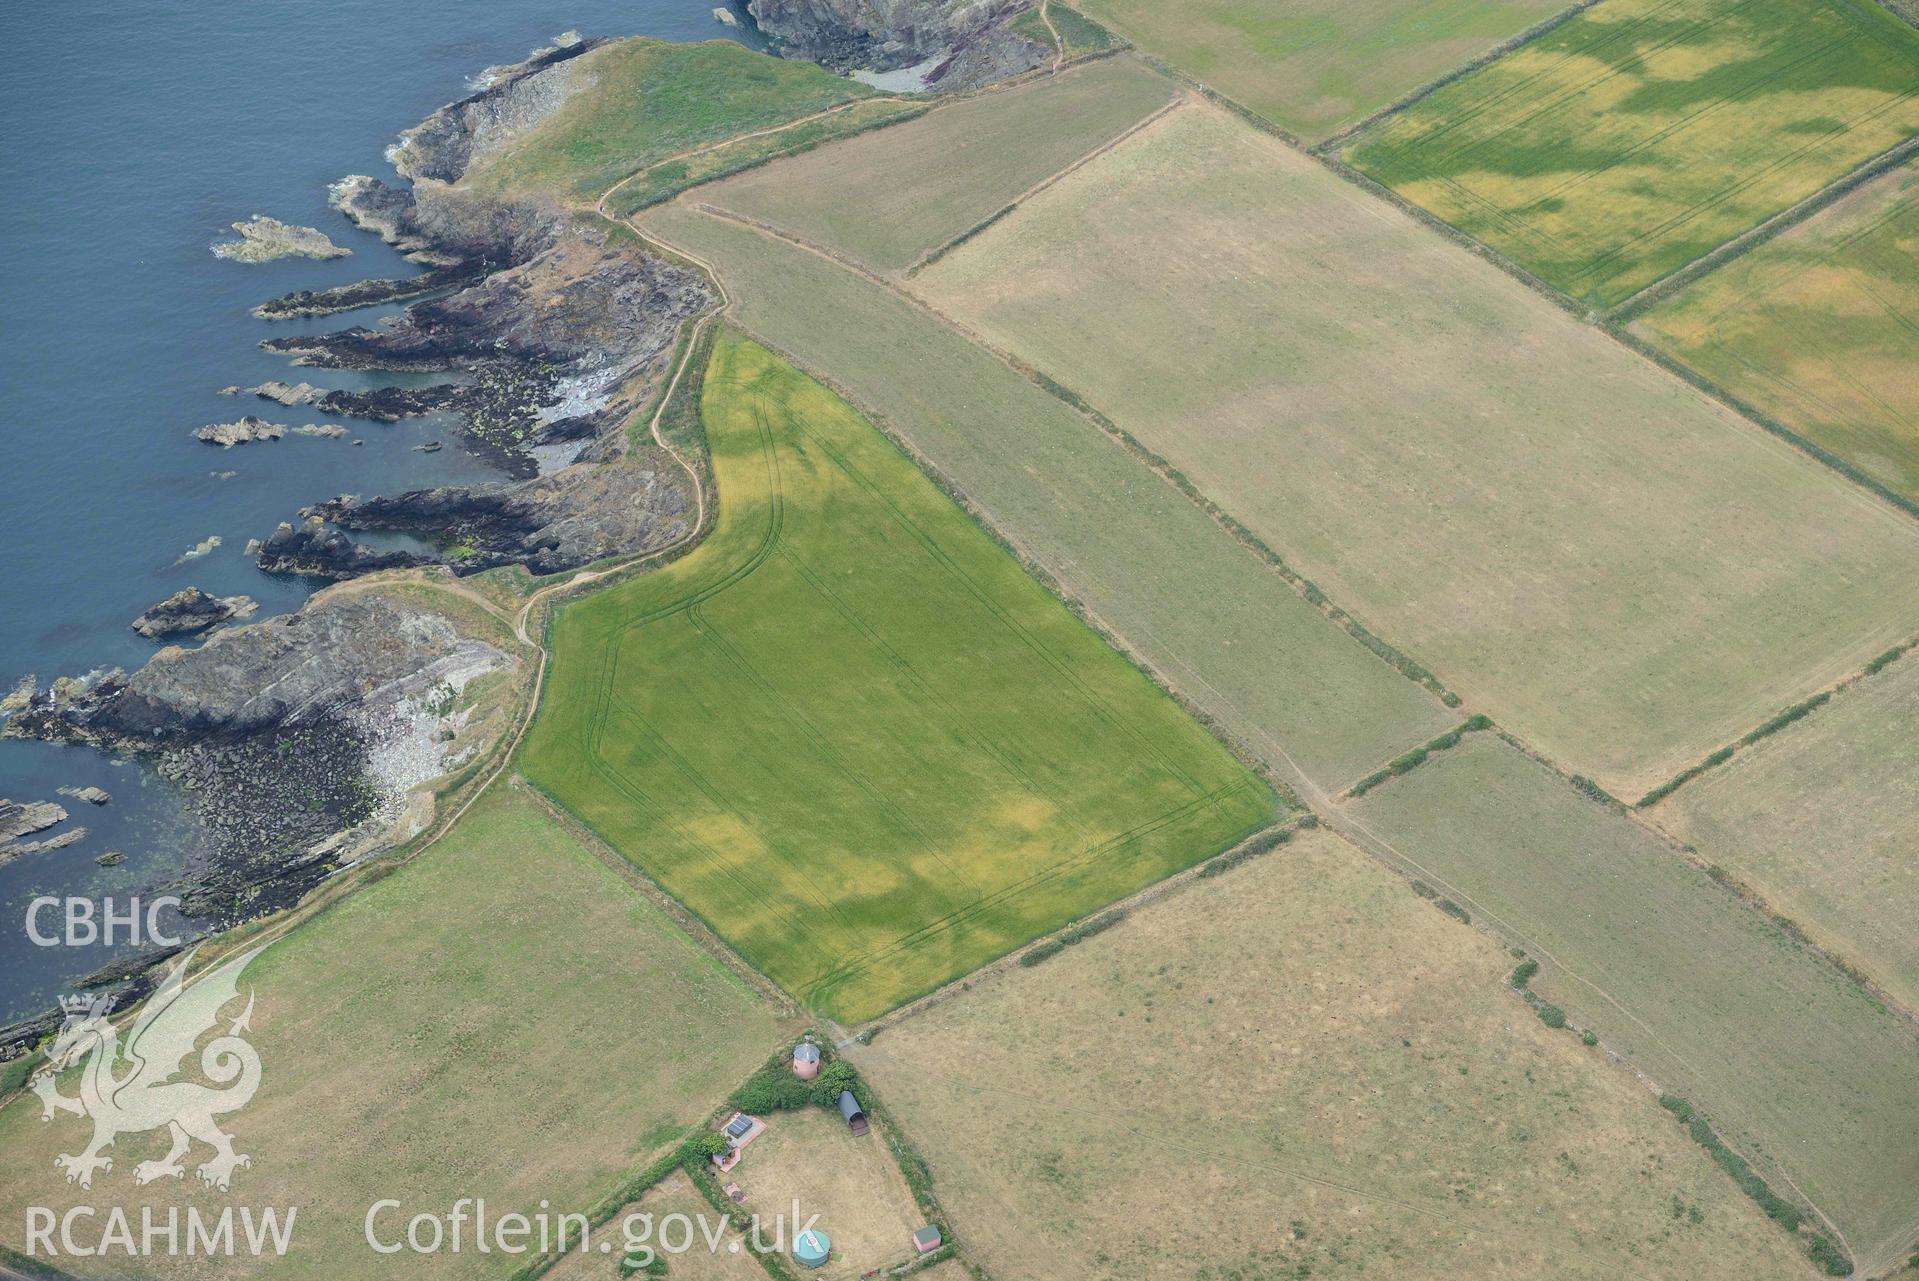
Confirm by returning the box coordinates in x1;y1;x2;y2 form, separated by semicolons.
0;0;760;1020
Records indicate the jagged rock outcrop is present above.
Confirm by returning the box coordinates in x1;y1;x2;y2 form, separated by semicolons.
260;225;709;467
748;0;1045;90
254;261;486;320
194;416;286;447
289;458;694;579
7;591;518;919
131;588;258;638
0;800;83;867
222;380;322;406
212;215;350;263
254;518;433;578
58;786;112;806
391;35;604;184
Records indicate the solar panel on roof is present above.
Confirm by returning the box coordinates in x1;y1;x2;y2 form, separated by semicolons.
725;1115;753;1138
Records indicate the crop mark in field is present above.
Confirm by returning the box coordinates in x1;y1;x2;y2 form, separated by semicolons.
563;359;1254;1022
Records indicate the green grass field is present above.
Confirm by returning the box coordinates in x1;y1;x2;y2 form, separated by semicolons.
604;96;927;217
1651;652;1919;1014
1344;0;1919;304
852;826;1810;1279
1076;0;1567;140
1351;735;1919;1271
910;102;1919;799
464;37;882;205
521;334;1277;1024
697;56;1175;272
0;786;788;1279
1632;158;1919;504
636;204;1461;791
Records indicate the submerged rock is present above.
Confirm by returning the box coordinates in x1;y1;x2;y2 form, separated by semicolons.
194;416;286;447
131;587;257;638
294;423;348;439
212;215;351;263
173;535;223;564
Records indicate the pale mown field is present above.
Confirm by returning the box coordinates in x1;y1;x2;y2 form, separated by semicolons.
698;56;1175;272
1351;736;1919;1271
1651;652;1919;1015
1344;0;1919;304
0;786;791;1279
1633;158;1919;505
1074;0;1567;141
637;203;1460;793
911;102;1919;799
850;827;1809;1280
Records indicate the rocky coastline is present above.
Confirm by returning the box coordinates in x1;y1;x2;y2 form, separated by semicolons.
6;591;519;929
747;0;1046;90
2;3;971;1052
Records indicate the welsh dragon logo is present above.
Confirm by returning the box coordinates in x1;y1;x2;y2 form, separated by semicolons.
31;943;267;1191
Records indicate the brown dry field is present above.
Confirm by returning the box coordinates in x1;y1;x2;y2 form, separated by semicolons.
726;1107;923;1278
848;827;1807;1280
544;1173;764;1281
697;56;1176;273
1651;652;1919;1014
1350;735;1919;1271
0;787;792;1280
911;101;1919;798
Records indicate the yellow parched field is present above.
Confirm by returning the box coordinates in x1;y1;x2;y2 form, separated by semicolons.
907;101;1919;799
1075;0;1568;142
1343;0;1919;304
1633;157;1919;505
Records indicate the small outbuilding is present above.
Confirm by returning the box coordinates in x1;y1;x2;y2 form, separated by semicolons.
912;1225;943;1255
837;1090;869;1137
793;1041;820;1081
793;1227;831;1269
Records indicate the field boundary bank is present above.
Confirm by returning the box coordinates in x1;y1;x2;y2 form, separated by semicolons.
597;46;1139;222
673;316;1317;822
1341;716;1494;799
1318;781;1864;1269
1610;320;1919;525
1311;0;1606;155
677;201;1469;719
1485;719;1919;1032
1635;637;1918;807
1146;55;1919;532
519;777;802;1018
1608;130;1919;323
640;229;1875;1264
904;95;1185;277
843;816;1313;1044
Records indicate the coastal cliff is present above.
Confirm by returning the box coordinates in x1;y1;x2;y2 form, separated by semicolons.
6;591;519;923
748;0;1046;89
